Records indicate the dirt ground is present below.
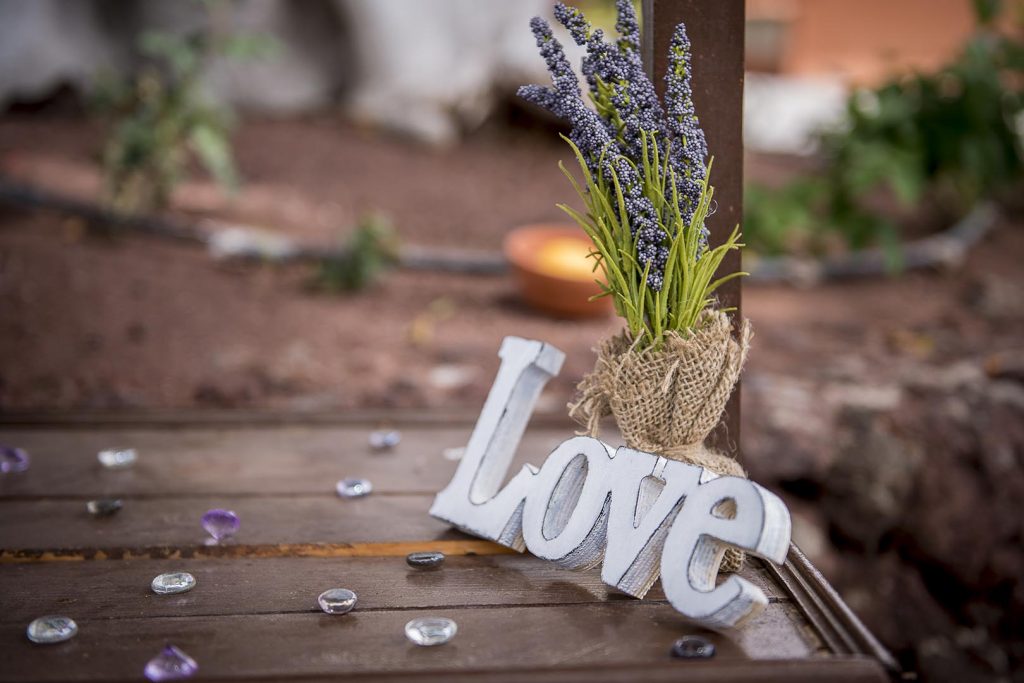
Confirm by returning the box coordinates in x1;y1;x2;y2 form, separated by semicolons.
2;116;1020;413
1;115;1023;681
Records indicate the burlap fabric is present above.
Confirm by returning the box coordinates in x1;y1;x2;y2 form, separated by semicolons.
568;310;752;572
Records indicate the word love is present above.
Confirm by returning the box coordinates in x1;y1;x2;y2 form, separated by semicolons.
431;337;792;629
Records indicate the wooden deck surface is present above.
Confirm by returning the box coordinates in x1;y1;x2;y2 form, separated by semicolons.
0;415;894;682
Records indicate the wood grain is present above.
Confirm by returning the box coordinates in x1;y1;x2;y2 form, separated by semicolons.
0;494;457;553
0;426;573;497
0;414;891;681
0;556;786;623
0;602;823;682
0;539;515;563
219;659;889;683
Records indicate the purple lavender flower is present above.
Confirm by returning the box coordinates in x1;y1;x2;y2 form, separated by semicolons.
665;23;709;242
520;17;581;116
518;17;606;163
519;4;709;290
553;3;664;164
614;0;641;56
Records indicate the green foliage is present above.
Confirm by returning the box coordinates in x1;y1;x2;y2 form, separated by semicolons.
95;1;276;214
744;179;827;254
313;215;399;293
559;132;745;347
744;1;1024;257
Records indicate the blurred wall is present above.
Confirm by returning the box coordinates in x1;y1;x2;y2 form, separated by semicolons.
0;0;989;152
748;0;978;84
0;0;120;103
744;0;982;154
0;0;550;144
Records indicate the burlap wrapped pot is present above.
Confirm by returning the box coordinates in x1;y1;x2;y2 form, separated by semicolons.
568;309;752;572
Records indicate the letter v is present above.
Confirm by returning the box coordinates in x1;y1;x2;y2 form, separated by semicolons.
600;450;704;598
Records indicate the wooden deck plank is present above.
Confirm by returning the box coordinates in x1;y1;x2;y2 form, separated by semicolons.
0;556;786;623
0;426;575;497
218;659;888;683
0;492;785;610
0;416;892;681
0;601;820;682
0;494;457;553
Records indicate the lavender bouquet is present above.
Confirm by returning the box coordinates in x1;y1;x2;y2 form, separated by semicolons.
521;3;752;570
518;1;745;348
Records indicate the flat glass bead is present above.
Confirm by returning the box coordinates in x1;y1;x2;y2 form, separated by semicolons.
97;448;137;469
369;430;401;450
201;509;239;541
144;644;198;681
671;635;716;659
317;588;357;614
151;572;196;595
86;499;123;517
336;478;373;498
406;551;445;569
26;616;78;644
1;445;30;473
405;617;457;646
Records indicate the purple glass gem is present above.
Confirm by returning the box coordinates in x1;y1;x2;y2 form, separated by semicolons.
0;446;30;473
201;509;239;542
144;644;198;681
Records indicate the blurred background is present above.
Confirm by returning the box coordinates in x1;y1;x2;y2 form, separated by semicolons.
0;0;1021;680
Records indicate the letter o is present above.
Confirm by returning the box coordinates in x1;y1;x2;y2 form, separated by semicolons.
522;436;614;569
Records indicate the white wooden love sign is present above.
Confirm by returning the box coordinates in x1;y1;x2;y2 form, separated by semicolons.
431;337;792;630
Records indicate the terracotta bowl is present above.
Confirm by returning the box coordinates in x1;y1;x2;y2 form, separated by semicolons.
503;224;613;319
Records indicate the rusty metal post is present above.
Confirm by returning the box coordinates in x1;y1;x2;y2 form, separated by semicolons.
643;0;745;457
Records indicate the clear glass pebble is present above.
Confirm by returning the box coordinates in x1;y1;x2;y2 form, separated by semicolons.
406;551;445;569
97;448;138;469
144;644;198;681
0;445;30;473
317;588;357;614
152;572;196;595
671;635;716;659
26;615;78;644
405;617;457;646
201;509;239;542
369;429;401;450
336;477;373;498
86;499;123;517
